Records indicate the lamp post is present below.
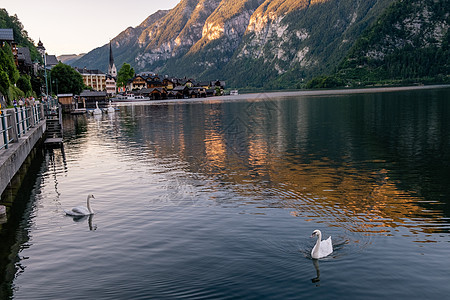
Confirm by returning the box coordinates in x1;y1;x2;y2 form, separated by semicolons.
36;40;48;97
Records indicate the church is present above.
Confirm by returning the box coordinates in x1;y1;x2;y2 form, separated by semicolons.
106;41;117;96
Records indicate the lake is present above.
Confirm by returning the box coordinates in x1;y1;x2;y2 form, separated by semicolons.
1;87;450;299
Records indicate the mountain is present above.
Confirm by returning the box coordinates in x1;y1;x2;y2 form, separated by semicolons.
72;9;169;71
71;0;448;89
58;54;86;65
335;0;450;85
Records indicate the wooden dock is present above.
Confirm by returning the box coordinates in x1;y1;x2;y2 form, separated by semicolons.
44;137;63;146
44;117;63;147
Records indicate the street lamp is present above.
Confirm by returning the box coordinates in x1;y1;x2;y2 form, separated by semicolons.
36;39;48;97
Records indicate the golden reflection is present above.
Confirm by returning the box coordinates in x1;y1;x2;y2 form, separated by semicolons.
248;138;270;168
204;130;227;169
112;101;448;239
191;127;444;237
226;154;445;236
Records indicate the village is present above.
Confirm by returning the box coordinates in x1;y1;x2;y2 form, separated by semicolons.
57;42;228;114
0;29;228;114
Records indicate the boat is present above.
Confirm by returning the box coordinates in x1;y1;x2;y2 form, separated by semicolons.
112;94;150;102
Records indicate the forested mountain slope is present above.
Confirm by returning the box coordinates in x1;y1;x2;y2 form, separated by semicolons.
71;0;448;89
335;0;450;86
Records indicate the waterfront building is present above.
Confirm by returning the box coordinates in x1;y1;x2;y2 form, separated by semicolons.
139;87;168;100
75;67;107;91
147;76;163;88
163;78;176;90
80;90;107;108
106;75;116;96
57;94;74;113
128;75;147;90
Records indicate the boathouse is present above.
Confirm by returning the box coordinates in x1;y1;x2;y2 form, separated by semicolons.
139;88;168;100
79;90;107;108
57;94;74;113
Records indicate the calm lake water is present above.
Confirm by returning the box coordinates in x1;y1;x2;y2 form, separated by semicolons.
1;87;450;299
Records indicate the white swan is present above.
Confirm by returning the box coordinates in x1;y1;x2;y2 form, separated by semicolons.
107;100;115;114
311;229;333;259
64;194;95;216
93;101;102;115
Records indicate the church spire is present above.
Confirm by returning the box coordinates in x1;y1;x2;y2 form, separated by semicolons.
109;40;114;66
108;40;117;78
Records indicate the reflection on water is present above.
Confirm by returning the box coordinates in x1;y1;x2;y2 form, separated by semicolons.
3;87;450;299
108;89;450;241
67;214;97;231
312;259;320;284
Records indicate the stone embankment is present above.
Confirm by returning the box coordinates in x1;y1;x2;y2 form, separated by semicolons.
0;104;46;196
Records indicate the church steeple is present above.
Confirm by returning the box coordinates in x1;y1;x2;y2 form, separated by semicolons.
108;41;117;78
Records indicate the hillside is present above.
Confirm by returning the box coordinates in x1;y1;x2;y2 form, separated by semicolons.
58;54;85;65
70;0;449;89
0;8;40;62
335;0;450;86
0;8;41;101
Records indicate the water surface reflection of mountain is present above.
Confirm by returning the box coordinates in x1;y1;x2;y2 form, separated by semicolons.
73;89;450;239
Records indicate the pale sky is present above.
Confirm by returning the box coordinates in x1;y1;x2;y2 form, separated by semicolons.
2;0;180;56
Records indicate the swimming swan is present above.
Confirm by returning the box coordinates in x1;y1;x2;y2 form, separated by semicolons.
311;229;333;259
64;194;95;216
107;100;115;114
93;101;102;115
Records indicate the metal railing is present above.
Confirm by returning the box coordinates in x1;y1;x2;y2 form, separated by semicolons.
1;103;46;150
0;111;14;150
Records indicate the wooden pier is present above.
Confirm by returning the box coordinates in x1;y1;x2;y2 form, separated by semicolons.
44;114;63;147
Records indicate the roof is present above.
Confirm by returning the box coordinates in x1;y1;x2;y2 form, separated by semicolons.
132;75;147;81
46;55;59;66
140;87;167;94
147;79;163;84
0;29;14;41
17;47;32;65
80;90;107;97
211;80;226;86
75;67;106;75
173;86;188;91
138;72;155;77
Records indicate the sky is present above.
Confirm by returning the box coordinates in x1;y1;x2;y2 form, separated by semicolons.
2;0;181;56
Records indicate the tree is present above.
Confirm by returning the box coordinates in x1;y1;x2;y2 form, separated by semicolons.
16;74;32;96
1;9;41;62
0;45;20;104
50;62;84;95
0;70;10;96
117;63;135;88
0;45;19;85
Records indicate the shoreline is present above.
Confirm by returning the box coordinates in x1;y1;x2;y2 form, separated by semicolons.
114;84;450;106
